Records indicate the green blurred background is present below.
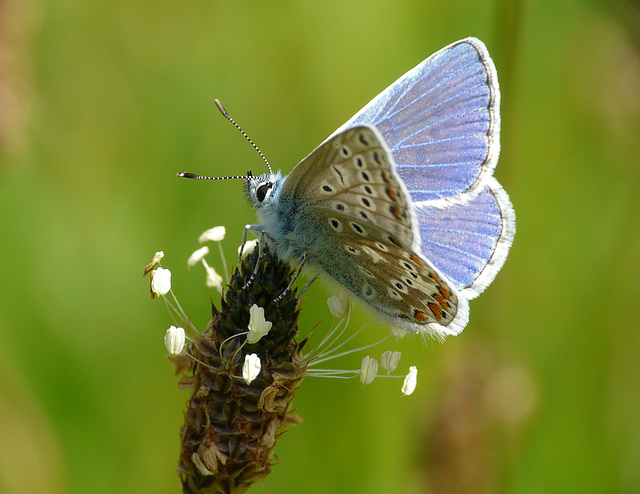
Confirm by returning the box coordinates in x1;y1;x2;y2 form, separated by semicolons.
1;0;639;493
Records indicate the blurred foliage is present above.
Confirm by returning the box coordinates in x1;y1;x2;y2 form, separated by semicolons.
1;0;639;493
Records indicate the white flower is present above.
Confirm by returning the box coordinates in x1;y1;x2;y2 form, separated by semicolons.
327;292;352;319
199;226;226;243
246;304;272;344
238;239;258;259
164;326;186;355
151;267;172;296
402;366;418;395
380;351;401;374
205;265;224;294
242;353;261;384
187;246;210;268
360;356;378;386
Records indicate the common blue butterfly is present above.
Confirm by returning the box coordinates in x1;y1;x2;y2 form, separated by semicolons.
183;38;515;338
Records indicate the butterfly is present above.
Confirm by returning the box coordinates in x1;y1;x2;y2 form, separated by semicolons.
184;37;515;339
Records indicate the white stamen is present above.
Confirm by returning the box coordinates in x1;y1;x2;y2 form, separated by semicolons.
204;262;223;294
151;267;172;297
327;292;352;319
246;304;272;344
242;353;261;384
238;239;258;259
380;351;401;374
389;326;408;340
187;246;210;268
199;226;226;243
360;356;378;386
164;325;185;355
402;366;418;395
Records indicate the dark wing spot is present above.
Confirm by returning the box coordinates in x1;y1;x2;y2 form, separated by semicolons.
360;267;374;278
332;165;344;184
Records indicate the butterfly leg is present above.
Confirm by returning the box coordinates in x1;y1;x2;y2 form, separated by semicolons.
241;226;266;291
297;274;319;302
238;224;261;262
274;254;307;303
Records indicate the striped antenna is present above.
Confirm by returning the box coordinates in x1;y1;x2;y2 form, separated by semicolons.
214;99;272;174
177;100;272;181
176;171;251;181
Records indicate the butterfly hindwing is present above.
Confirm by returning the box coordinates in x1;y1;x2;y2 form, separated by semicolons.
415;177;515;298
300;206;463;334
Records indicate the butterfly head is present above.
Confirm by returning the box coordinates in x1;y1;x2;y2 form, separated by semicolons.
245;171;283;209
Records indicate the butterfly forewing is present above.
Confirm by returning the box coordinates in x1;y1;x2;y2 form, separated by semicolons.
331;38;500;204
280;125;418;250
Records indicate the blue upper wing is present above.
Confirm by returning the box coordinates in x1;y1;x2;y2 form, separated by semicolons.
328;38;514;296
415;178;515;297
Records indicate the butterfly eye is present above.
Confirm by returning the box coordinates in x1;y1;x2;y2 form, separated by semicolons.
256;182;273;203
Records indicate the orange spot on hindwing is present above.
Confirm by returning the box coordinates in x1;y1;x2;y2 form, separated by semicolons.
385;187;397;201
414;310;428;322
428;303;443;320
438;285;451;301
388;236;403;247
433;294;449;307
